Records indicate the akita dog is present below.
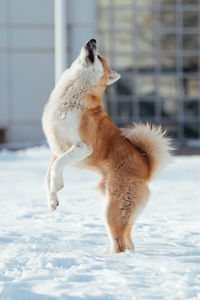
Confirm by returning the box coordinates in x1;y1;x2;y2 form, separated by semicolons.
42;39;171;253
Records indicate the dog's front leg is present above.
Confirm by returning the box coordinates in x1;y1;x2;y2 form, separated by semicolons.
50;142;93;194
45;153;60;211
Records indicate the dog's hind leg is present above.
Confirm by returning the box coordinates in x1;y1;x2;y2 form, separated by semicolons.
105;199;127;253
50;142;93;193
123;183;150;250
105;180;149;253
45;153;59;211
123;223;137;251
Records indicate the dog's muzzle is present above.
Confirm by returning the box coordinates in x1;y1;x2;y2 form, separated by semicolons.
84;39;97;64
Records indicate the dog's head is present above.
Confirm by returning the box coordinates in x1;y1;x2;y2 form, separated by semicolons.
71;39;120;89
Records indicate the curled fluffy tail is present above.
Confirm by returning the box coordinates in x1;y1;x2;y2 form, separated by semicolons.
121;123;173;180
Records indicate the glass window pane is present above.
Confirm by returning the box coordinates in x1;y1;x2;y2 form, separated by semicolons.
137;55;155;69
183;0;198;4
138;31;155;52
116;74;133;95
160;77;177;97
183;11;198;28
117;100;133;119
184;100;199;118
183;34;198;50
183;56;198;70
114;9;133;29
137;9;154;29
136;77;156;96
162;100;178;117
160;10;176;28
139;101;156;118
114;32;133;52
160;0;176;5
115;0;132;5
114;54;133;70
184;122;199;138
138;0;153;6
161;34;176;51
161;56;176;70
183;78;199;98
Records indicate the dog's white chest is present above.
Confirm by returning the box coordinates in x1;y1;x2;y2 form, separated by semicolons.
57;109;82;145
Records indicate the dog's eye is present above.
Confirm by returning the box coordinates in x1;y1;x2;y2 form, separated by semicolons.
97;55;102;62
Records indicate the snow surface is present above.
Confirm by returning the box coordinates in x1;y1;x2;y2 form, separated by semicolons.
0;147;200;300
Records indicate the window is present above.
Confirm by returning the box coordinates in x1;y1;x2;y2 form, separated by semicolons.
97;0;200;141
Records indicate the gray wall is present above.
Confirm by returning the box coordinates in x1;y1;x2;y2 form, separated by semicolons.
0;0;55;144
0;0;97;145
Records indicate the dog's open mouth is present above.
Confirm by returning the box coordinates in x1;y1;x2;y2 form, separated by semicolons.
84;39;97;64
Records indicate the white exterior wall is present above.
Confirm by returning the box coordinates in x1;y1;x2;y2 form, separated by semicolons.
68;0;97;63
0;0;96;145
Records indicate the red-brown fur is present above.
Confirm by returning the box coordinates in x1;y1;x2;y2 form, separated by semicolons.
76;57;152;253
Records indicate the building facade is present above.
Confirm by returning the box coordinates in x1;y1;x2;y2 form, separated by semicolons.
98;0;200;143
0;0;200;146
0;0;96;146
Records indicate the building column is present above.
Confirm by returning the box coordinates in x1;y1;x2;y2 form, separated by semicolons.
54;0;97;83
54;0;68;83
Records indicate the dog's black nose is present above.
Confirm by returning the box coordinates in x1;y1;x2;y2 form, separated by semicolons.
90;39;96;44
86;39;96;48
85;39;97;51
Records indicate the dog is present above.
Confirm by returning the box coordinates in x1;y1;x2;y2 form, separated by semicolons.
42;39;171;253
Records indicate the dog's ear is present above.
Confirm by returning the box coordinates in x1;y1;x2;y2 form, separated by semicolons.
107;71;121;86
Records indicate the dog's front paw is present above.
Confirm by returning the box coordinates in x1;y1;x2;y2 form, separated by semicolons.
48;194;59;212
50;165;64;193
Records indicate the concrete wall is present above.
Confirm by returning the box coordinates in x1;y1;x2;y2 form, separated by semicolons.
0;0;55;145
0;0;96;146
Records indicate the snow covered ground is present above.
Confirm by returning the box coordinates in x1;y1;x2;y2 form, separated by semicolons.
0;147;200;300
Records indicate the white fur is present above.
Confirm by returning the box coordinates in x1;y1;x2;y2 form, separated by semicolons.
50;142;93;193
42;41;106;210
121;123;173;178
44;156;59;211
42;44;104;155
